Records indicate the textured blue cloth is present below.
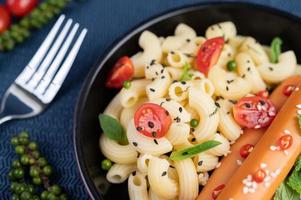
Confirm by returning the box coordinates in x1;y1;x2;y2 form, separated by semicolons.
0;0;300;199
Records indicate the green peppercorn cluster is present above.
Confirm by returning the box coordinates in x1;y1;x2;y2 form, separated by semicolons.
0;0;70;52
9;132;68;200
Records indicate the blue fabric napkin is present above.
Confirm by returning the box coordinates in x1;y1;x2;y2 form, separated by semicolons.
0;0;301;199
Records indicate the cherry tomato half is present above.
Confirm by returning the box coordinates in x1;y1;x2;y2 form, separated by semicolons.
256;90;269;98
196;37;224;76
106;56;134;88
6;0;38;17
282;84;296;96
233;96;276;129
277;135;293;150
239;144;254;159
0;5;11;33
134;103;171;138
211;184;225;199
253;169;266;183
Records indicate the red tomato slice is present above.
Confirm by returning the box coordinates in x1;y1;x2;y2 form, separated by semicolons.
256;90;269;98
134;103;171;138
277;135;293;150
196;37;224;76
233;96;276;129
106;56;134;88
6;0;38;17
0;5;11;33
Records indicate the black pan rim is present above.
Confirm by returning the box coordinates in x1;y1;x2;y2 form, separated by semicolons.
73;1;301;199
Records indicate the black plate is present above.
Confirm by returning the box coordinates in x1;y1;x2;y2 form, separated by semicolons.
74;2;301;199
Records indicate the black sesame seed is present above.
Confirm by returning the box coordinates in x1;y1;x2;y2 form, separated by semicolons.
198;160;203;166
226;111;230;115
161;69;164;74
172;80;177;83
217;23;222;29
148;121;154;128
170;51;175;54
181;81;186;85
166;98;171;101
211;27;215;31
133;142;138;147
155;71;159;76
165;110;169;116
191;138;196;142
151;78;155;81
161;76;165;79
191;128;195;132
186;38;191;42
170;166;175;169
150;88;155;92
152;132;157;137
146;66;150;69
245;103;251;108
226;80;234;84
226;86;229;91
247;67;251;71
217;131;221;134
132;171;136;176
182;151;188;155
150;59;156;65
154;139;159;145
179;107;183;112
241;74;246;78
136;127;142;131
229;99;237;104
174;116;181;123
161;171;167;176
268;67;274;71
227;53;231;57
160;101;164;106
137;153;140;158
247;60;250;63
215;102;220;108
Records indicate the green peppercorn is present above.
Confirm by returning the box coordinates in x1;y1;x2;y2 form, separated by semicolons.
40;191;49;200
47;193;58;200
33;177;42;185
20;191;32;200
11;137;19;146
32;151;40;159
15;184;26;194
43;165;52;176
20;155;30;165
12;194;20;200
30;167;40;177
28;142;38;150
10;182;18;192
18;137;29;145
59;194;68;200
227;60;237;71
15;145;25;154
4;39;15;51
26;184;35;194
8;170;14;180
29;158;36;165
20;18;31;29
123;81;131;89
38;157;47;166
190;119;199;128
101;159;112;171
19;132;29;138
13;168;24;179
12;160;22;168
50;184;61;195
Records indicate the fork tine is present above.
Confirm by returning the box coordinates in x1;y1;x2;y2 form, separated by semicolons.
27;19;73;89
15;15;66;86
42;28;88;103
35;23;80;94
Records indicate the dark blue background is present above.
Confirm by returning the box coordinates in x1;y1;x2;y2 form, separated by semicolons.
0;0;300;199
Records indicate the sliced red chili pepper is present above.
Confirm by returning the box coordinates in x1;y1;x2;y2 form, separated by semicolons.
196;37;224;76
253;169;266;183
277;135;293;150
239;144;254;159
211;184;225;199
283;84;296;96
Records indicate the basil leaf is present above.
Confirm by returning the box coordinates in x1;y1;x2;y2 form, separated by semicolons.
287;156;301;194
99;114;128;143
170;140;221;161
179;62;193;81
298;115;301;128
274;182;300;200
270;37;283;63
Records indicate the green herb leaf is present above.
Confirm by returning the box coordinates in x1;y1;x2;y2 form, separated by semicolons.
287;156;301;194
179;62;193;81
298;115;301;128
99;114;128;143
270;37;283;63
170;140;221;161
274;182;300;200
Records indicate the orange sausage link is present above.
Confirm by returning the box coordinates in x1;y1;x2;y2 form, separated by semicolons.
217;78;301;200
197;76;301;200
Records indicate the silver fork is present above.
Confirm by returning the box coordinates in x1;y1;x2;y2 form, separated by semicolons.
0;15;87;125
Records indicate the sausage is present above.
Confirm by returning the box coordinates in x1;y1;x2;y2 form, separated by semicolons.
197;76;301;200
217;78;301;200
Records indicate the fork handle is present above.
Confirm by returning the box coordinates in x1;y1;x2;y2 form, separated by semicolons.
0;111;12;125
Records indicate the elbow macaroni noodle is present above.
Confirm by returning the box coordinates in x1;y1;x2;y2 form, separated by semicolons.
99;21;299;200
